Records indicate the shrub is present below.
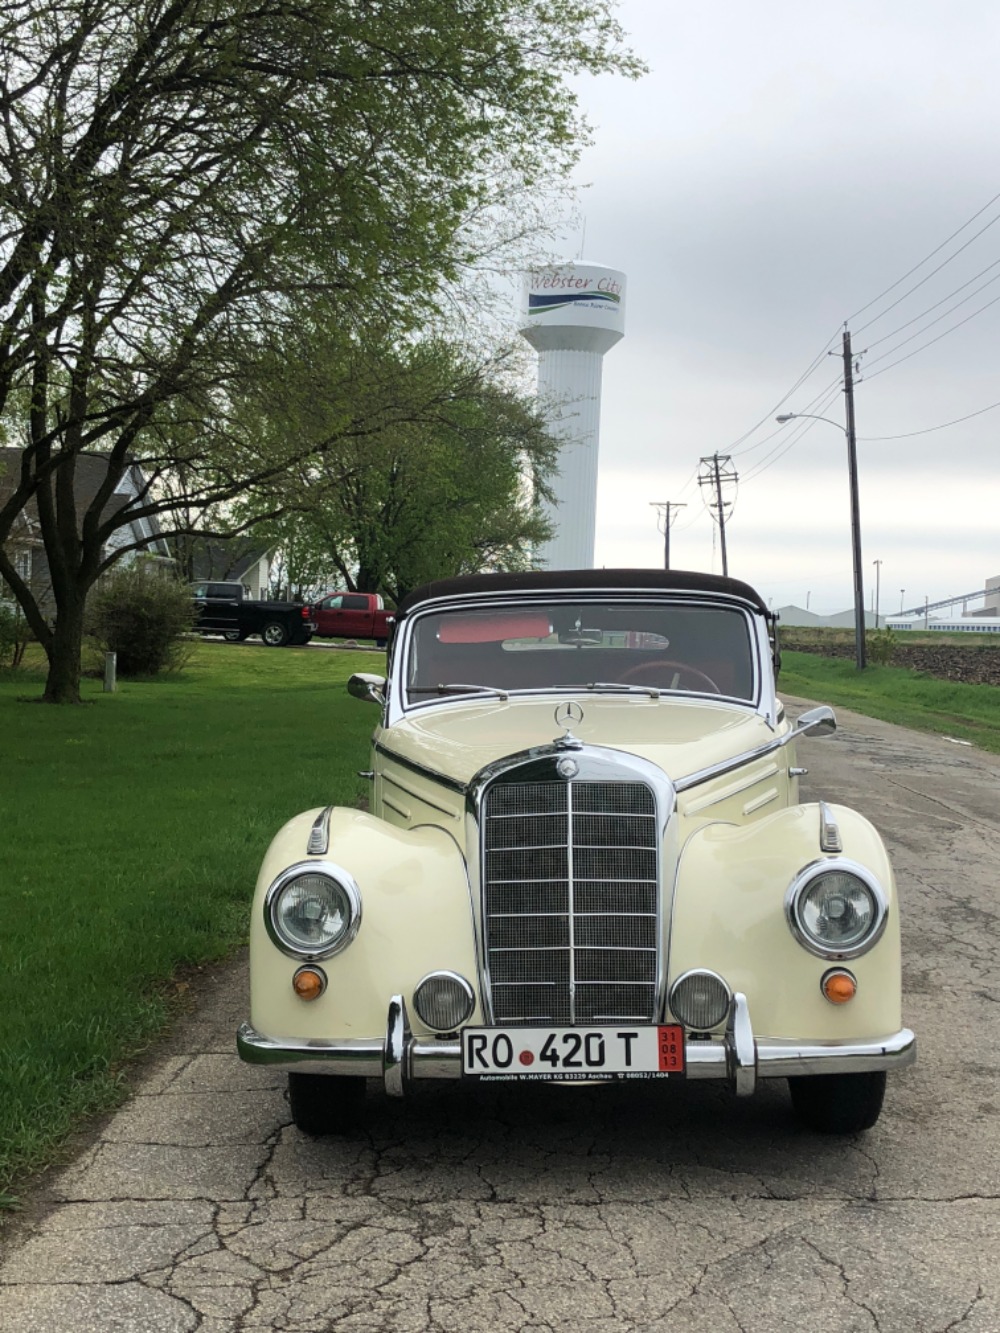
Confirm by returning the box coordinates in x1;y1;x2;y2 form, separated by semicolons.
0;600;31;668
868;625;896;667
88;565;194;677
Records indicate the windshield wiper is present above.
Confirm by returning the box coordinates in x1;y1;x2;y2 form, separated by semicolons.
410;682;509;700
581;681;661;699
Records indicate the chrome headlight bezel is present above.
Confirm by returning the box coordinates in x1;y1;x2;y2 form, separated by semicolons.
785;857;888;960
264;860;362;960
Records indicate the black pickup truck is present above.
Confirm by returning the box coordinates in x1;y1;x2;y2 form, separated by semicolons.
190;582;315;647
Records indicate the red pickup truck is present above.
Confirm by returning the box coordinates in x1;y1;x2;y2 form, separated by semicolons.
309;591;393;646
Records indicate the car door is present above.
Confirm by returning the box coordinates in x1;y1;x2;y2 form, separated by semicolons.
339;593;375;637
314;594;344;636
205;582;242;633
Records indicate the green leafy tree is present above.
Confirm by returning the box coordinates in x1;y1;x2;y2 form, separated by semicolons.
0;0;641;701
242;337;557;600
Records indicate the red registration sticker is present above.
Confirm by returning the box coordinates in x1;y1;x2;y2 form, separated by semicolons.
658;1024;685;1072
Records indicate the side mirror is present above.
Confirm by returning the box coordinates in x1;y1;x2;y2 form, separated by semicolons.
348;672;386;705
796;705;836;737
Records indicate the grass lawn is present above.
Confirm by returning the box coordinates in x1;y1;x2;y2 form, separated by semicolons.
0;641;382;1204
780;650;1000;753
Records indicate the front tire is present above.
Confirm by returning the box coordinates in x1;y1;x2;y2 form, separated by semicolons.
788;1071;886;1134
261;620;290;647
287;1073;366;1135
223;630;241;642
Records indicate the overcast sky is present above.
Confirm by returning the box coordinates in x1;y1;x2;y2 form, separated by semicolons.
531;0;1000;615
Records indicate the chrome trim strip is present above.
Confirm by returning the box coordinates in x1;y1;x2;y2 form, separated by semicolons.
784;856;890;961
263;861;363;961
382;769;459;818
819;801;844;853
675;707;836;794
684;762;781;813
372;739;468;795
306;805;333;856
237;1021;916;1082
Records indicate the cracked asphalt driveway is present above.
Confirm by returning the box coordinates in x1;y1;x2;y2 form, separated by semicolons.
1;700;998;1331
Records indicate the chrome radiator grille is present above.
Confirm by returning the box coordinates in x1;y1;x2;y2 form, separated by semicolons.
482;780;659;1024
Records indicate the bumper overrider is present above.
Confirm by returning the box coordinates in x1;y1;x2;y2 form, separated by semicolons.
237;993;916;1099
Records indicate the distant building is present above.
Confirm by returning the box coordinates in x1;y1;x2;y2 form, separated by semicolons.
172;536;272;598
964;574;1000;618
0;450;171;617
774;605;878;629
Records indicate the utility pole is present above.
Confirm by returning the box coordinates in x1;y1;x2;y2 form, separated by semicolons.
872;559;882;628
649;502;687;569
842;329;867;669
698;454;737;576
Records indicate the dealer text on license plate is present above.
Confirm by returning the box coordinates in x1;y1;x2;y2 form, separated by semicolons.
461;1025;685;1081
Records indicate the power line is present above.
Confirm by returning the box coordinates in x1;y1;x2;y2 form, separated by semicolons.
729;371;842;459
858;396;1000;439
740;382;843;484
862;285;1000;372
862;256;1000;349
720;327;842;454
849;185;1000;326
863;289;1000;381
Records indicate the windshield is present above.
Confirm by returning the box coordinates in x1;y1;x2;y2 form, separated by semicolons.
405;600;757;704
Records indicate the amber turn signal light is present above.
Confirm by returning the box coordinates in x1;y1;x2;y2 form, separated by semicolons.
821;968;857;1004
292;966;327;1001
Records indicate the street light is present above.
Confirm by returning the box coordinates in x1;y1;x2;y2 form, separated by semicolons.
872;559;882;629
775;412;866;669
900;589;905;613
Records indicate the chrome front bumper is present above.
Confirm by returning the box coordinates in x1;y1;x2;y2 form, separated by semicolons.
237;993;916;1099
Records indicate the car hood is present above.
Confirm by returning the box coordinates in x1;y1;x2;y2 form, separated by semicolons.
377;695;778;788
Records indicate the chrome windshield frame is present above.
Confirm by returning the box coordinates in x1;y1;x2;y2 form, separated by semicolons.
386;589;776;729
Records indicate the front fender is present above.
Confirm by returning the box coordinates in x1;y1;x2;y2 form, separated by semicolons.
249;807;479;1042
670;803;901;1040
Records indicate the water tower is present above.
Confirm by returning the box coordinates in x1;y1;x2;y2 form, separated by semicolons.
520;261;626;569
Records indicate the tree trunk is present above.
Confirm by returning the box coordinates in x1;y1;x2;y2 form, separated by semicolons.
42;595;87;704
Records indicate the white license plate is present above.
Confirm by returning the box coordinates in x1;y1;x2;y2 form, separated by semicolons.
461;1024;685;1081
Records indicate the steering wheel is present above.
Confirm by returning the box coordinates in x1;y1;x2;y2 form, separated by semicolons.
619;659;722;694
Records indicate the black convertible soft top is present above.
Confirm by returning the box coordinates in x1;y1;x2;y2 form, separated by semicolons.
395;568;770;620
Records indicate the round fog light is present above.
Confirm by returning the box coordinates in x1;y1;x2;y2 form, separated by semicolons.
669;969;731;1031
413;972;475;1032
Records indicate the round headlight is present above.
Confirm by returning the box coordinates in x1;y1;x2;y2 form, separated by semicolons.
265;863;361;959
669;969;731;1030
786;860;887;959
413;972;475;1032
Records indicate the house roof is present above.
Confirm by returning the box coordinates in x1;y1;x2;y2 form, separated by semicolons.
0;450;169;554
182;538;272;583
396;568;771;619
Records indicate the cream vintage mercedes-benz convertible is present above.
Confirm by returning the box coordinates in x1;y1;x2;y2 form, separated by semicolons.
237;569;915;1135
